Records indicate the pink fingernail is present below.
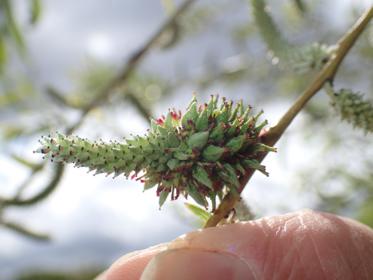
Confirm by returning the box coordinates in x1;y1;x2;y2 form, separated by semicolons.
141;248;257;280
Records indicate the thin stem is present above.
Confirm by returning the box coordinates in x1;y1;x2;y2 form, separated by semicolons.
66;0;195;134
0;163;64;207
265;6;373;147
0;219;50;241
204;6;373;228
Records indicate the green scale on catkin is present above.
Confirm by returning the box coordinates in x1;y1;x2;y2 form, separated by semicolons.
36;95;276;209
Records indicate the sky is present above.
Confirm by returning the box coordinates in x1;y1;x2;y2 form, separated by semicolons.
0;0;372;278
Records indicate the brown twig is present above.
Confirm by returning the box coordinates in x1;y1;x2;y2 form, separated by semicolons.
204;6;373;228
66;0;195;134
0;163;64;207
0;219;51;241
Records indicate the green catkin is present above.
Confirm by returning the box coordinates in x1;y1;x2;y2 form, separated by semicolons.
36;95;275;209
329;88;373;133
251;0;333;73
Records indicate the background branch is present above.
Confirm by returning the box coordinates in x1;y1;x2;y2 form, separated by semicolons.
0;219;50;241
1;0;195;240
0;163;64;207
66;0;195;134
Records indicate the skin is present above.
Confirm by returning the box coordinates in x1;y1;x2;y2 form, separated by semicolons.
98;210;373;280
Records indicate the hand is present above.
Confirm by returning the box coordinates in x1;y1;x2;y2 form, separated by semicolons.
99;210;373;279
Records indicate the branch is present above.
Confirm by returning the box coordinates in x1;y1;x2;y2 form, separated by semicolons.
0;219;51;241
265;6;373;146
46;86;81;109
204;6;373;228
125;92;154;121
66;0;195;134
0;163;64;207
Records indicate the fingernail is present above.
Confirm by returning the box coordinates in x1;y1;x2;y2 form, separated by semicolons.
104;243;168;280
108;243;168;270
141;248;257;280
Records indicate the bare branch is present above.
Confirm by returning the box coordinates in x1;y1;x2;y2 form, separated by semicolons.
0;163;64;207
66;0;195;134
0;219;51;241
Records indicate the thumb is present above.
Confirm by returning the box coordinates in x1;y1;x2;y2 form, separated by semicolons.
140;210;373;280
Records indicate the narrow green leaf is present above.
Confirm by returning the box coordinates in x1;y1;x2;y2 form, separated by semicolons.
184;203;211;222
4;0;26;53
0;37;7;71
30;0;42;25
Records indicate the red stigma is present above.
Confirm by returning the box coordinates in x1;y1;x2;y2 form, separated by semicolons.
170;110;180;120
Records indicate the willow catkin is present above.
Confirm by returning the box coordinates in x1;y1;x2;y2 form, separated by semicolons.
36;95;275;209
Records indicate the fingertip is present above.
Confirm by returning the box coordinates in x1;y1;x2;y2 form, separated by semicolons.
104;243;168;280
103;210;373;279
140;248;256;280
167;210;373;279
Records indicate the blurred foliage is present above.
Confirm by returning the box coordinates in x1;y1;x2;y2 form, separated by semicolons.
158;2;226;49
15;268;101;280
251;0;333;73
0;0;42;72
48;60;117;109
0;0;372;277
50;59;173;120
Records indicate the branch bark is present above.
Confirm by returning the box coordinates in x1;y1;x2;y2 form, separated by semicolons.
204;6;373;228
